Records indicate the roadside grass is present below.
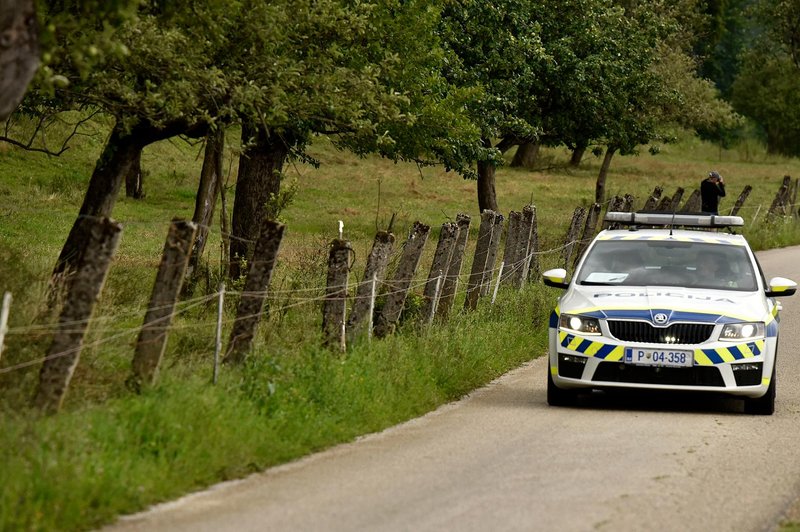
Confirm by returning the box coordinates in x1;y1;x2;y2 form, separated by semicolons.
1;121;800;530
0;284;548;531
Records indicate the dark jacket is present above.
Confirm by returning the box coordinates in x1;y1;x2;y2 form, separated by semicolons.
701;178;726;214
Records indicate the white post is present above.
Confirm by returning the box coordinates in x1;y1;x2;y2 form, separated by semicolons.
750;205;762;227
338;220;344;240
367;272;377;343
0;292;10;363
491;262;505;305
428;270;443;325
213;282;224;384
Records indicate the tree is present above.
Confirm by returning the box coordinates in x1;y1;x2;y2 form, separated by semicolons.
224;0;483;277
730;0;800;156
0;0;38;121
439;0;547;212
37;2;235;282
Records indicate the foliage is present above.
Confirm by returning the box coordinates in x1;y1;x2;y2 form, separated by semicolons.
730;0;800;157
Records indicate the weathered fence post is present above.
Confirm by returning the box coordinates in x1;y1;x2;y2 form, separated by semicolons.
500;211;521;286
0;292;11;364
34;217;122;413
480;213;505;297
427;271;443;324
374;221;430;338
223;220;285;365
656;195;672;212
668;187;685;212
346;230;395;343
130;219;198;389
622;194;635;212
465;210;497;310
642;186;663;211
561;207;586;271
680;189;702;212
437;214;471;318
421;223;458;321
322;238;352;351
511;206;535;287
730;185;752;216
769;176;793;218
572;203;602;270
523;205;541;283
603;196;625;230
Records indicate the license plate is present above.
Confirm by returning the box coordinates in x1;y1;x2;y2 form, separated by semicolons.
624;347;693;367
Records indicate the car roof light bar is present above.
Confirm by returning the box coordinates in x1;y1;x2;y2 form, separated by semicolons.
604;211;744;228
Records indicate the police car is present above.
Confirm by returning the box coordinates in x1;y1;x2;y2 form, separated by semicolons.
543;212;797;415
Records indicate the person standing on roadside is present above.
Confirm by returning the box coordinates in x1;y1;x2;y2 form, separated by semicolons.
701;171;726;214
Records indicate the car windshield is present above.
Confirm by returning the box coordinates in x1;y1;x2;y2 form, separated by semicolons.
576;239;758;291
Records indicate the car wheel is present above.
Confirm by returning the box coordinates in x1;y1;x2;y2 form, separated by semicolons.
547;369;577;407
744;367;776;416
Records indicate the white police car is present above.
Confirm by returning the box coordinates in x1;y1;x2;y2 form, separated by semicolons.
543;212;797;415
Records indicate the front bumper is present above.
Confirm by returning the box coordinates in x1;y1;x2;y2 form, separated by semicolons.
548;329;774;398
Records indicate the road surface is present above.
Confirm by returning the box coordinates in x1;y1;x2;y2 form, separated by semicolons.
109;246;800;532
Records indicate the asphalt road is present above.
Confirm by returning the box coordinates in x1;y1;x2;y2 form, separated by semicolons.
109;246;800;532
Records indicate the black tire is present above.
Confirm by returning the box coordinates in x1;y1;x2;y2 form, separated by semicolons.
744;366;776;415
547;369;577;407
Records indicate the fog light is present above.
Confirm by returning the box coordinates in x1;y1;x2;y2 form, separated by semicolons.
558;353;587;379
732;363;760;372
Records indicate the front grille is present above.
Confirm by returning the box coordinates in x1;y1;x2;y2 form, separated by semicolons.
593;362;724;387
608;321;714;344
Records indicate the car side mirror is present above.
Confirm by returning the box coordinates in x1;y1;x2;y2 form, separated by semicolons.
543;268;569;289
766;276;797;297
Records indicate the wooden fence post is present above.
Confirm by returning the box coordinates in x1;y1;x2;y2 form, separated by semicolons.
480;213;505;297
572;203;601;270
346;230;395;343
524;205;541;282
641;185;663;211
421;222;458;321
656;195;672;212
603;196;624;230
322;238;352;351
769;175;793;218
465;210;497;310
730;185;752;216
437;214;471;319
500;211;521;286
513;204;536;287
680;189;702;212
374;221;430;338
130;219;198;389
561;207;586;271
668;187;685;212
223;220;285;365
34;217;122;413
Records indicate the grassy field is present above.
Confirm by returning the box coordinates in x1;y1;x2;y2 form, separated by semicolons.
1;124;800;530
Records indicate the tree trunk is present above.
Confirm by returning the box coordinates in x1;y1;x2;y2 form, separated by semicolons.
570;141;588;167
595;145;617;204
0;0;38;121
229;122;290;279
477;160;498;213
510;142;540;168
124;148;144;199
189;128;225;273
52;119;203;284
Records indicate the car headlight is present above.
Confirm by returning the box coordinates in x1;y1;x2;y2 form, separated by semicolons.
720;322;765;341
559;313;601;335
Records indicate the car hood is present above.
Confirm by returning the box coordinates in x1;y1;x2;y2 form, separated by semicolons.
560;285;770;324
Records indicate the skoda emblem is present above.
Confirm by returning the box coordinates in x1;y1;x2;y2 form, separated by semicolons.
653;313;668;325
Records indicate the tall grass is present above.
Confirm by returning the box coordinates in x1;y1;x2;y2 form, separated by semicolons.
1;119;800;530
